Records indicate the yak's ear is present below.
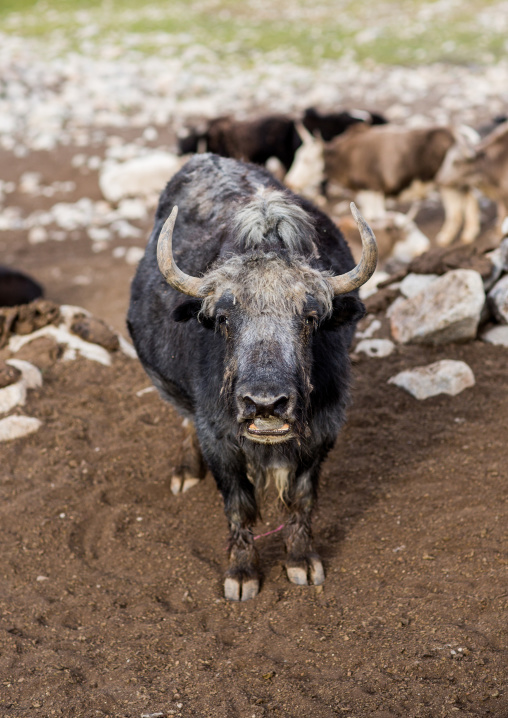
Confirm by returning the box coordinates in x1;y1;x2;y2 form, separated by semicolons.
173;298;203;322
321;295;365;329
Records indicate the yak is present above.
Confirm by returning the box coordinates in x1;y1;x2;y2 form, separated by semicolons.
127;153;377;601
176;109;387;173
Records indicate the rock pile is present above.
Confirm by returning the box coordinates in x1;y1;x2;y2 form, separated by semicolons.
354;232;508;399
0;301;136;441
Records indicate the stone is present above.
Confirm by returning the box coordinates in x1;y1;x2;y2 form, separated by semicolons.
9;325;112;366
6;359;42;389
99;152;184;204
358;270;391;299
0;415;42;441
480;324;508;346
0;380;27;414
0;361;21;389
70;317;120;352
390;269;485;344
125;247;145;265
355;338;395;358
487;275;508;324
388;360;475;400
399;273;439;299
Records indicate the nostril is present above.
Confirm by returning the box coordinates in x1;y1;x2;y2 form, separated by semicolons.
273;396;289;416
242;396;257;417
241;394;289;418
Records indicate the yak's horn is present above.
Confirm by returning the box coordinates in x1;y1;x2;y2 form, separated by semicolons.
157;206;204;297
328;202;378;295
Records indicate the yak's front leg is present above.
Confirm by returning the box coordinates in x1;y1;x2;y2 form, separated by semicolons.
171;418;207;495
285;468;324;587
209;452;260;601
223;477;261;601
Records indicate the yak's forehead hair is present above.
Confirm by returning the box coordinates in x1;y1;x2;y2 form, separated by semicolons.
200;252;333;317
232;186;317;255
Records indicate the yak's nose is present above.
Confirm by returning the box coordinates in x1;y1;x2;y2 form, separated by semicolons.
240;393;290;419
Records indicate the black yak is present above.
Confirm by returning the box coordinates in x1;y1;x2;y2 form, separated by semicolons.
127;153;377;600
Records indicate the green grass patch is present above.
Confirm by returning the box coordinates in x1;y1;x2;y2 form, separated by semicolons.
0;0;506;67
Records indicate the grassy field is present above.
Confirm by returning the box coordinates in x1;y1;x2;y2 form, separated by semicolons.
0;0;506;66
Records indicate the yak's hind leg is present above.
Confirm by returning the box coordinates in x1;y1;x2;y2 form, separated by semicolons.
284;467;324;587
171;418;207;495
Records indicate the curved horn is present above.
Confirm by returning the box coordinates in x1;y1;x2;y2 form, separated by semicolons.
328;202;378;295
157;206;204;297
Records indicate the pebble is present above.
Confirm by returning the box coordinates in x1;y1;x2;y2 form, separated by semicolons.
388;359;475;399
480;324;508;346
0;415;42;441
0;380;27;414
99;152;184;204
487;274;508;324
356;338;395;358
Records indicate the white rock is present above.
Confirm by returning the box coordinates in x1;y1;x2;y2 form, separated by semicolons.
59;304;91;329
480;324;508;346
390;269;485;344
125;246;145;265
359;270;391;299
388;360;475;400
111;220;142;239
487;274;508;324
389;214;430;264
117;198;147;220
355;317;382;340
118;335;138;359
6;360;42;389
88;226;111;242
0;380;27;414
0;415;42;441
9;325;112;366
99;152;184;203
28;226;48;244
399;273;439;299
356;338;395;357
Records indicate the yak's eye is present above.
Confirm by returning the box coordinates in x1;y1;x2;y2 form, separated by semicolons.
305;314;318;327
217;314;229;327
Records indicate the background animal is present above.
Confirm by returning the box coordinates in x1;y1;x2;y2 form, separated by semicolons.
0;266;43;306
286;122;484;248
176;108;387;173
436;120;508;233
127;153;376;601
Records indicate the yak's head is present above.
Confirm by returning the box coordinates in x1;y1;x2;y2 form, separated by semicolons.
158;190;377;444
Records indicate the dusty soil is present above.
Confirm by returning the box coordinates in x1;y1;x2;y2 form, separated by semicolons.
0;142;507;718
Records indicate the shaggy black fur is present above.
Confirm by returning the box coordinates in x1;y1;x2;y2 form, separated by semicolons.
128;154;365;598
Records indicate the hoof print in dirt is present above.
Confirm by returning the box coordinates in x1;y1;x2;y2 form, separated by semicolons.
71;316;120;352
286;555;325;586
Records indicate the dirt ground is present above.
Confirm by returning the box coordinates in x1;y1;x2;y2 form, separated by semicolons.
0;141;507;718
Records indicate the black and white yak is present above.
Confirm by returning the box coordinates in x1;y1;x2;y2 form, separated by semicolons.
127;153;377;601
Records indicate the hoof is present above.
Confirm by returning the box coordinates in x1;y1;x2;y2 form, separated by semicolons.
224;576;260;602
170;475;201;495
286;556;324;586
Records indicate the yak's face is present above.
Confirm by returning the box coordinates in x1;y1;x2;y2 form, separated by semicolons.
175;253;363;444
